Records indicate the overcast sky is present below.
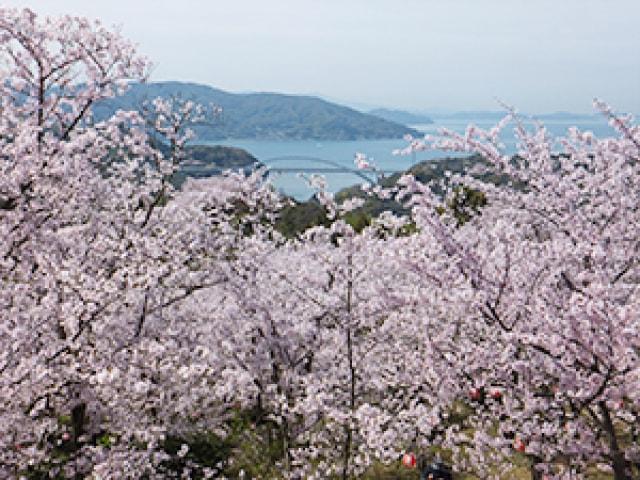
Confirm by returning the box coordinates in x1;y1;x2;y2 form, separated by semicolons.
5;0;640;113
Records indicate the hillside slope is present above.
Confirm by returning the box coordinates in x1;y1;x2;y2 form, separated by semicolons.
95;82;420;141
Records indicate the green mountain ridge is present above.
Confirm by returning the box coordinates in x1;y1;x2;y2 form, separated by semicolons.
94;82;420;141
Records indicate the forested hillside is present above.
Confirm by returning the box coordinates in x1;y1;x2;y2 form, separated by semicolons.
94;82;420;141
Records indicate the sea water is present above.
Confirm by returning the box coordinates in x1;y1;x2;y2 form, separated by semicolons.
206;116;617;200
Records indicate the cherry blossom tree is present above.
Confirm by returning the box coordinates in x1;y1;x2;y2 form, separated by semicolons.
0;7;152;474
228;183;459;479
0;8;278;477
396;105;640;479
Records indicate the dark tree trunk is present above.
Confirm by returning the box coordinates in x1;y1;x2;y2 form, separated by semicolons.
599;401;630;480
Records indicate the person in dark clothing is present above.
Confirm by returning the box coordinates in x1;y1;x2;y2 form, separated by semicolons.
420;460;453;480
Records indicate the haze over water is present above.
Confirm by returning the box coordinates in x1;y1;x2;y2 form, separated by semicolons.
212;115;617;200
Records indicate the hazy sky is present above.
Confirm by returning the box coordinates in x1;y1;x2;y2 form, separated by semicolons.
5;0;640;113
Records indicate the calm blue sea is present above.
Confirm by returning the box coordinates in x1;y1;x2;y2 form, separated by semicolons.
205;116;616;200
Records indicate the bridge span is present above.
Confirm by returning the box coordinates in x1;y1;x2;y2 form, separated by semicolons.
264;155;383;183
180;155;400;185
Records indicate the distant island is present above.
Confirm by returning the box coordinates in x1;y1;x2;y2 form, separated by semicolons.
182;145;258;169
166;144;259;187
368;108;433;126
424;110;599;121
95;82;420;141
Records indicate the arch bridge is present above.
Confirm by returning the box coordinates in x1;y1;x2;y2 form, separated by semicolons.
264;155;384;184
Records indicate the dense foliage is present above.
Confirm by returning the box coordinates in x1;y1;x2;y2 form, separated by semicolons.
1;8;638;480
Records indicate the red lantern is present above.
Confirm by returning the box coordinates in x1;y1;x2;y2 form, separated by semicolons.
402;452;417;468
491;389;502;400
469;387;481;401
514;438;526;453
